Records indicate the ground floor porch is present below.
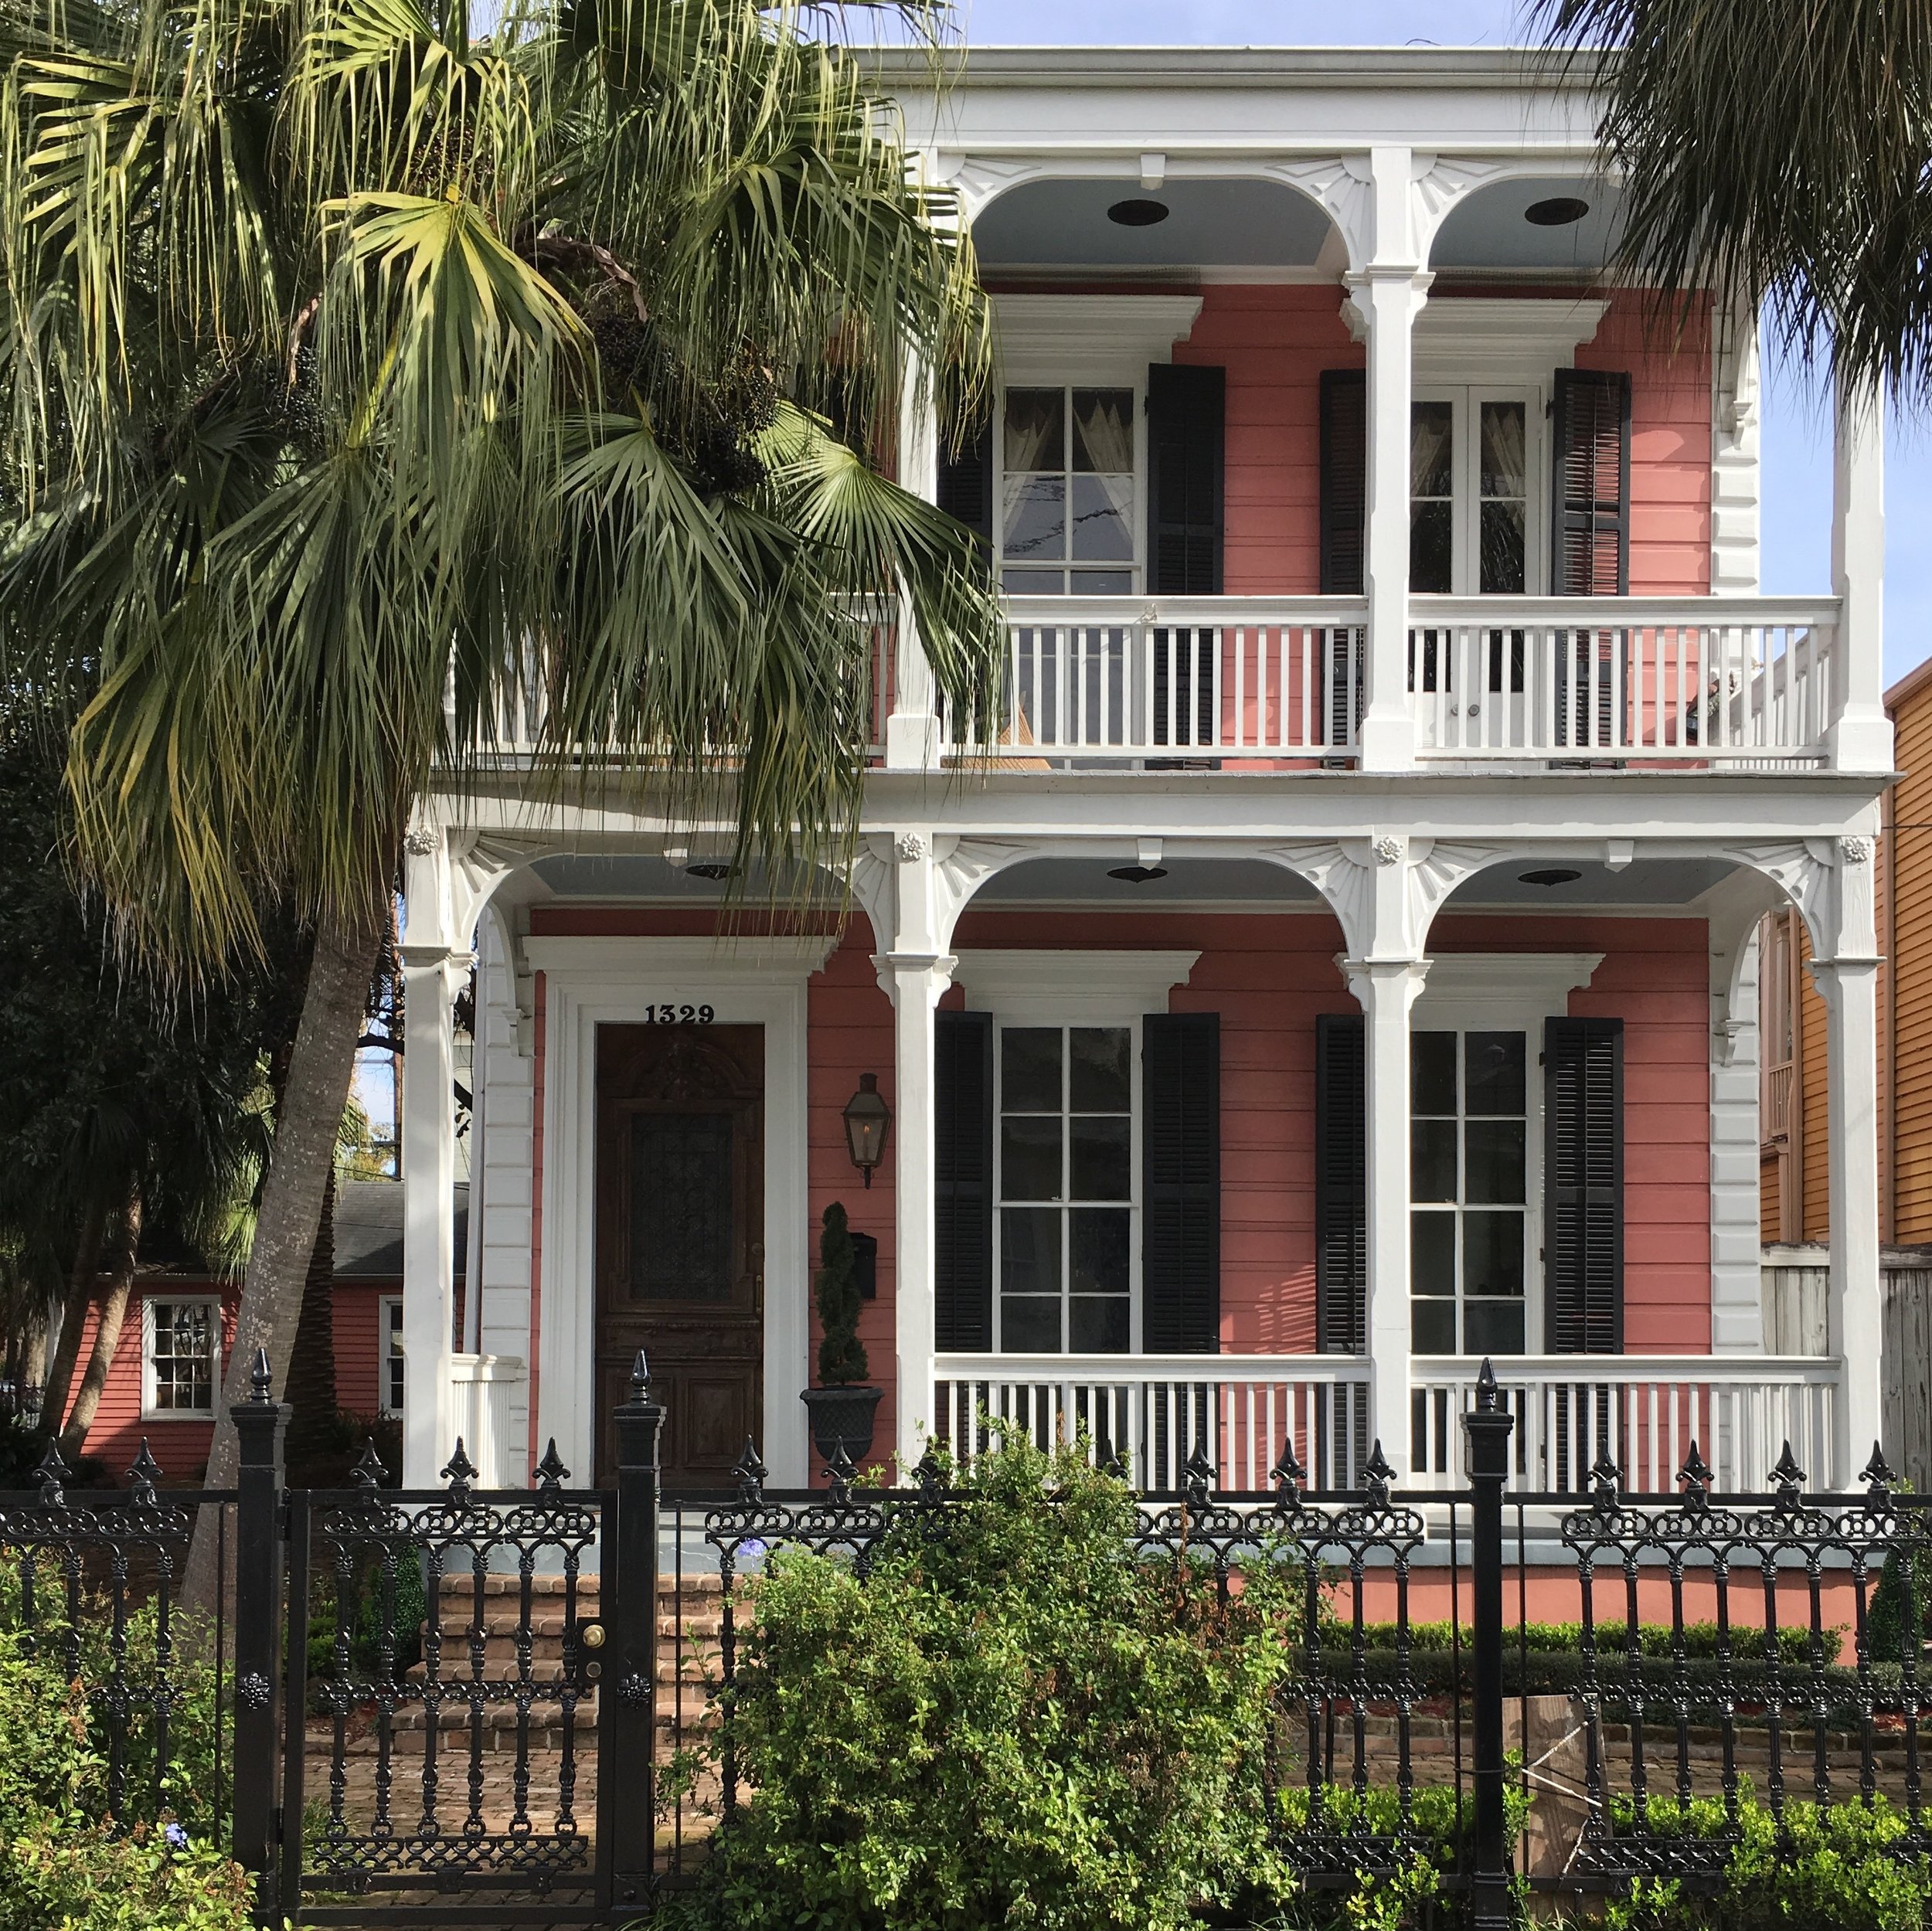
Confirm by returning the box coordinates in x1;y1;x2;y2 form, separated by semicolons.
390;825;1893;1498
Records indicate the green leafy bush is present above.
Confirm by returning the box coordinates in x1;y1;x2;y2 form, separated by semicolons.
667;1433;1301;1931
1343;1619;1828;1668
815;1201;868;1385
304;1543;427;1693
0;1624;251;1931
1605;1791;1932;1931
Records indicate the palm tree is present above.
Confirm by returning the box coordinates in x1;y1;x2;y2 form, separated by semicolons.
0;0;998;1569
1536;0;1932;399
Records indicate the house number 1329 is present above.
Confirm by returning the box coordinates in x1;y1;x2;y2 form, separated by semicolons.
642;1004;716;1024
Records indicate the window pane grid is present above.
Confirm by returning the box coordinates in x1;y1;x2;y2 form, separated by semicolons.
997;1025;1133;1355
149;1300;216;1414
1000;386;1138;597
1410;1030;1528;1356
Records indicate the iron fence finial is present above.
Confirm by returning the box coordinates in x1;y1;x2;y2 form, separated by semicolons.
1362;1440;1395;1508
1769;1440;1807;1512
535;1440;570;1494
34;1439;67;1504
1588;1450;1621;1517
1678;1441;1714;1513
351;1440;387;1494
1474;1358;1501;1413
733;1437;768;1502
442;1438;478;1505
126;1438;163;1504
1862;1441;1900;1507
629;1350;651;1399
1270;1437;1307;1511
248;1347;274;1405
825;1439;857;1502
1182;1443;1216;1507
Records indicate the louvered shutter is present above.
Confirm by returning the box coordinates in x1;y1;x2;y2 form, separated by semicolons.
1544;1016;1624;1355
1142;1012;1220;1354
934;1009;994;1352
937;416;994;556
1315;1012;1367;1353
1148;365;1224;751
1551;370;1631;595
1319;370;1367;596
1318;370;1368;750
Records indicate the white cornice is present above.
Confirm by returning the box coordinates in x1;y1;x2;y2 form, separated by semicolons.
522;934;838;983
1413;951;1603;1015
954;947;1199;1016
991;292;1204;382
868;47;1609;93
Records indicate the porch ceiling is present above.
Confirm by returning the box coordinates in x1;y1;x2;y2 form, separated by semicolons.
1444;855;1738;908
971;176;1335;271
1430;173;1624;276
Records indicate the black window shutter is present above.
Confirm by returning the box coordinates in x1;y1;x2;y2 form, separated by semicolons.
1318;369;1367;597
1147;363;1224;596
1544;1016;1624;1355
1315;1012;1367;1353
934;1008;994;1352
1551;369;1631;597
1142;1012;1220;1355
937;414;994;558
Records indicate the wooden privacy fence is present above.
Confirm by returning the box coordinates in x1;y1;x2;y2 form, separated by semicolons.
1761;1243;1932;1491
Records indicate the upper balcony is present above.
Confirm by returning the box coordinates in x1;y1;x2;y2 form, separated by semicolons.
866;48;1891;784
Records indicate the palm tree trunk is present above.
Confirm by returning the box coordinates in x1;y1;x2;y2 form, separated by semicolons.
180;898;383;1614
284;1171;341;1473
38;1200;107;1440
60;1178;144;1460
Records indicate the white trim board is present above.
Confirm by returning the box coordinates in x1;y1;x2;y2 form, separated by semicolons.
532;933;833;1486
990;292;1205;383
953;948;1200;1017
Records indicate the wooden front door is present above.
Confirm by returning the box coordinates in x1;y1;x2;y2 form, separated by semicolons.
595;1025;764;1486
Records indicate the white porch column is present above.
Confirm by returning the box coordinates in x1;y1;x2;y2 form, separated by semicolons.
881;952;955;1473
1810;836;1884;1481
1342;957;1430;1475
1351;145;1428;773
1826;376;1894;773
885;352;943;771
400;834;468;1488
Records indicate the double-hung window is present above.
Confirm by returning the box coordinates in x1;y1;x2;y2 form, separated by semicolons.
995;1023;1136;1353
379;1294;406;1418
143;1297;219;1418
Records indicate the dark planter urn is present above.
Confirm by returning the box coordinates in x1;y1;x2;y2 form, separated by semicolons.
800;1385;883;1472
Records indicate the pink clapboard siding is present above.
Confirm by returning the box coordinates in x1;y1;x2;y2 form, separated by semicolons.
66;1285;239;1476
527;906;1715;1425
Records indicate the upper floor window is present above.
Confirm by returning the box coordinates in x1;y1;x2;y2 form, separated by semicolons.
1410;389;1540;596
379;1293;405;1418
1000;386;1140;596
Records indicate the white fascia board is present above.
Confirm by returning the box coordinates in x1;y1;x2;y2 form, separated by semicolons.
954;947;1199;1016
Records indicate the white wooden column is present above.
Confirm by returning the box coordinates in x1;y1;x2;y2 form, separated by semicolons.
1342;957;1430;1475
1352;144;1428;774
400;832;468;1487
1809;835;1884;1482
885;352;943;771
1827;376;1894;773
872;835;957;1471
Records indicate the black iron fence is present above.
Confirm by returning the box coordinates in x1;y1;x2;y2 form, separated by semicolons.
2;1351;1930;1926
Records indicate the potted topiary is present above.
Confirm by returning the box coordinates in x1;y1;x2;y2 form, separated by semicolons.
800;1202;883;1475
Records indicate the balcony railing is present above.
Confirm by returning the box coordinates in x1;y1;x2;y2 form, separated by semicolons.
934;592;1840;770
944;597;1368;763
928;1351;1372;1490
1407;595;1838;766
1407;1354;1844;1493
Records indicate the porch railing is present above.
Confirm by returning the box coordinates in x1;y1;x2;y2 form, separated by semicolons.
944;596;1369;763
927;1351;1373;1490
1408;1353;1845;1493
1406;594;1838;765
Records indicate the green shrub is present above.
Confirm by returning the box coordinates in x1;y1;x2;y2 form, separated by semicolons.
1339;1619;1828;1669
1604;1790;1932;1931
668;1433;1302;1931
0;1627;251;1931
305;1542;426;1694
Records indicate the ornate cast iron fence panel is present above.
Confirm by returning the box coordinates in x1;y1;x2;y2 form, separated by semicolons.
0;1440;233;1838
281;1440;607;1923
1534;1443;1932;1887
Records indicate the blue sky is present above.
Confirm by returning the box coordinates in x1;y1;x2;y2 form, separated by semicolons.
953;0;1931;688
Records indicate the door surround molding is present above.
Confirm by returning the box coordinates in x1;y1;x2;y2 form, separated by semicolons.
529;935;835;1487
